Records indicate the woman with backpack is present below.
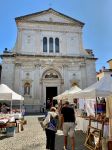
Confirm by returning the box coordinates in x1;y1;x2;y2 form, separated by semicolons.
43;107;59;150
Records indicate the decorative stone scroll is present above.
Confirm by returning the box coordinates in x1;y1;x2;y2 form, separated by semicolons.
45;72;58;78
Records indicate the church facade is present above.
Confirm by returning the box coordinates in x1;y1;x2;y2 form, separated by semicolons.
1;8;97;113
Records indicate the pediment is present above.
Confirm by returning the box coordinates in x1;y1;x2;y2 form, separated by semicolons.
15;8;84;26
26;13;73;24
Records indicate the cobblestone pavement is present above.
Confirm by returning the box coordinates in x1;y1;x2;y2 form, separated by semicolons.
0;116;88;150
0;115;46;150
55;130;88;150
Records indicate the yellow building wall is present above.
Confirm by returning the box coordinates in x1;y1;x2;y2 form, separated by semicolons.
108;60;112;69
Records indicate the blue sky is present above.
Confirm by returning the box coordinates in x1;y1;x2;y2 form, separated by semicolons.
0;0;112;71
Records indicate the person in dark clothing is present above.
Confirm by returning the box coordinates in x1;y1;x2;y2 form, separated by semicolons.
60;101;75;150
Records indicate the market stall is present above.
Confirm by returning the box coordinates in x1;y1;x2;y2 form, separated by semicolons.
0;84;24;112
106;95;112;149
0;84;25;136
73;76;112;150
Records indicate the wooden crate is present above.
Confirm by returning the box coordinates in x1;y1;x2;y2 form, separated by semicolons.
6;122;16;127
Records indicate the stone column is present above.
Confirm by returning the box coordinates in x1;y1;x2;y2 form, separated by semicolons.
62;64;68;90
80;61;87;89
14;63;21;93
34;64;41;104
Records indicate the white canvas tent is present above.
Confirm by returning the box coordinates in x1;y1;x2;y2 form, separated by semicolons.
0;84;24;101
73;76;112;99
62;86;81;100
53;86;81;103
53;90;69;101
0;84;24;112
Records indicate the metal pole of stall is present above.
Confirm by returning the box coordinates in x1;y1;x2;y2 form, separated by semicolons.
95;97;98;117
11;100;12;114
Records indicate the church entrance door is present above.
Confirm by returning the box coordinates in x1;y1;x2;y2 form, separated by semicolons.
46;87;57;109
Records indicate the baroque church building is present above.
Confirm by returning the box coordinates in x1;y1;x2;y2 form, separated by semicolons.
1;8;97;113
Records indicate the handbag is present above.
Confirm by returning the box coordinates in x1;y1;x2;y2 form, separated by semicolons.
41;121;48;130
42;113;51;129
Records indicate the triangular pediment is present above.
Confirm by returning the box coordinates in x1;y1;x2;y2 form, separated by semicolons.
15;8;84;26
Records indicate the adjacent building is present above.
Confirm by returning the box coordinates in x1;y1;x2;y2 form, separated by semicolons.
97;59;112;80
0;8;97;112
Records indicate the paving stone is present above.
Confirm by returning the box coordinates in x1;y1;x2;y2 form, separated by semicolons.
0;115;88;150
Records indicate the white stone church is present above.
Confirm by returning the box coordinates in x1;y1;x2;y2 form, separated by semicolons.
1;8;97;113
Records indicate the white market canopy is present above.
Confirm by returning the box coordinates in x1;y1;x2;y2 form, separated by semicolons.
53;86;81;102
53;90;69;101
73;76;112;99
0;84;24;101
62;86;81;100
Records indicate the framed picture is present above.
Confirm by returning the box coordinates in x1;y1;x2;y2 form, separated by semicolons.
85;129;101;150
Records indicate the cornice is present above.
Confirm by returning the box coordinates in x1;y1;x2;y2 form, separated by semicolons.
0;53;97;61
17;26;81;34
17;20;80;27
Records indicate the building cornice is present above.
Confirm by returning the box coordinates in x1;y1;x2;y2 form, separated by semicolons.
16;20;80;27
0;53;97;61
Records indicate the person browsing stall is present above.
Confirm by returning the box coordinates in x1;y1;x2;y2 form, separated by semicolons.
43;107;59;150
60;101;76;150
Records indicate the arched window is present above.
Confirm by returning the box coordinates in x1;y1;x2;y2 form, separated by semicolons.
24;83;30;95
43;37;47;52
55;38;59;53
49;37;53;53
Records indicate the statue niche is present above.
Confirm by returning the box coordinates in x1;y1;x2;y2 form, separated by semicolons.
24;82;30;95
